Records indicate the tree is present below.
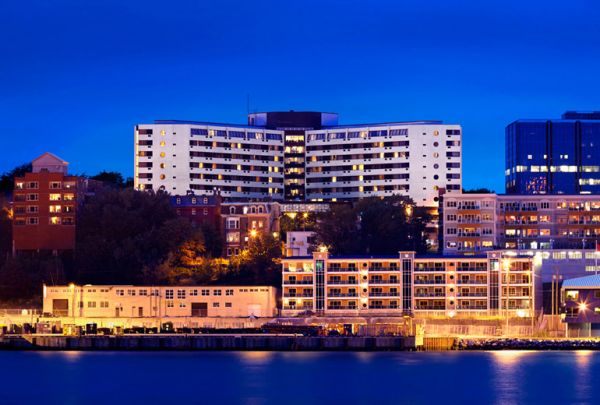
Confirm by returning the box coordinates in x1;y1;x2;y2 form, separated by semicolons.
462;188;494;194
0;207;11;266
0;254;66;301
0;163;32;196
90;171;128;189
279;212;316;241
75;188;193;284
224;233;282;286
313;197;430;255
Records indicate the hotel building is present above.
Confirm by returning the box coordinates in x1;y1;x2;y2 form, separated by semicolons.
12;153;85;254
43;285;277;318
442;193;600;254
281;250;535;318
506;111;600;195
135;111;462;206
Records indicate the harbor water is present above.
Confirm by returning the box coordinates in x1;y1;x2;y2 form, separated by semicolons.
0;350;597;404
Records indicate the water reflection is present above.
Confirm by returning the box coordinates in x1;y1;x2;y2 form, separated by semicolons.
574;351;592;403
490;351;532;405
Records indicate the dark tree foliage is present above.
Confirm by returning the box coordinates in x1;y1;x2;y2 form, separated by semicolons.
0;208;11;267
90;171;129;189
75;188;193;284
313;197;430;255
224;233;282;286
199;222;224;258
0;163;32;195
279;212;316;241
0;253;66;301
462;188;494;194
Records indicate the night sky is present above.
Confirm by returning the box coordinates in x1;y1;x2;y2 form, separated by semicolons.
2;0;600;192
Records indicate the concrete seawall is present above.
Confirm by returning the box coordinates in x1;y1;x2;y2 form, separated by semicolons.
0;335;418;351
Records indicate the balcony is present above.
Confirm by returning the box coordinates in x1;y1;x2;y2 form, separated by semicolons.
415;305;445;310
283;268;314;273
327;306;358;310
328;293;358;298
327;280;358;285
414;267;445;272
368;305;400;310
369;267;400;272
369;292;400;297
283;280;314;285
369;279;399;284
283;293;313;298
414;292;445;297
328;267;358;272
414;280;445;285
457;280;487;285
456;305;487;310
457;293;487;297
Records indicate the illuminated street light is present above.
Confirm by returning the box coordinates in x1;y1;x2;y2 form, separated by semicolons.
319;245;328;253
250;229;258;238
579;302;588;312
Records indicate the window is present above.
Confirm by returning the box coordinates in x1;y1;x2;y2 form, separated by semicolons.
127;289;136;296
177;289;186;299
226;289;234;296
213;302;220;308
49;216;61;225
27;193;38;201
49;205;61;213
167;301;174;308
27;181;39;189
214;290;222;296
27;217;38;225
179;302;186;308
116;289;124;296
202;289;210;296
139;290;148;296
229;206;236;214
63;194;75;201
100;301;109;308
87;301;96;308
165;289;174;299
49;182;61;189
49;194;61;201
225;302;232;308
190;289;198;296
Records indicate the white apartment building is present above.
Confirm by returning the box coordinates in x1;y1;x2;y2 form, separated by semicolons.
305;123;462;206
43;285;277;318
135;122;285;199
134;112;462;206
281;251;536;318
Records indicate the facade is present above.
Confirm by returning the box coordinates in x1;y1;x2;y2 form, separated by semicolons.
506;111;600;195
285;231;316;257
442;193;600;254
561;274;600;337
221;201;281;256
281;251;535;318
12;153;84;253
135;111;462;206
43;285;277;318
171;193;221;228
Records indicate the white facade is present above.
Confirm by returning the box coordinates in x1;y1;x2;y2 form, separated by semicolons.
285;231;315;257
135;122;285;199
134;119;462;206
43;285;278;318
305;123;462;206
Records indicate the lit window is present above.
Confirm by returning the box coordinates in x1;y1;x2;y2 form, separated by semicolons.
160;141;166;147
160;174;166;180
160;130;166;136
49;194;61;201
63;194;75;201
49;216;61;225
49;205;61;213
160;152;166;158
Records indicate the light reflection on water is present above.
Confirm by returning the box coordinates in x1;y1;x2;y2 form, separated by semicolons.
1;350;600;404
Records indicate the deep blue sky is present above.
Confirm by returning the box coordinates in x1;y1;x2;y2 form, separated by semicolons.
2;0;600;192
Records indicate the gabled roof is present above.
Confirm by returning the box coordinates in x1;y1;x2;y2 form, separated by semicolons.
562;274;600;289
32;152;68;166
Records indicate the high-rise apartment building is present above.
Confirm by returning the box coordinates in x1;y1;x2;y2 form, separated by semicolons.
135;111;462;206
506;111;600;194
12;153;84;254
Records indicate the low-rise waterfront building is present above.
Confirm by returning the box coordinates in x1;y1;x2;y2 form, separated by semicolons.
281;250;536;318
561;274;600;337
43;284;277;318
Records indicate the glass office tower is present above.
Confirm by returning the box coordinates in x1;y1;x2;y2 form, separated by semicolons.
506;111;600;194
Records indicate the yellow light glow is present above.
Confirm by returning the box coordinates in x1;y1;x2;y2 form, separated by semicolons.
250;229;258;238
579;302;587;311
319;245;328;253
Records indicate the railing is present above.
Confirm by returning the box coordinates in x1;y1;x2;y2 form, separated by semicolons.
457;293;487;297
414;267;445;272
327;306;358;310
456;306;487;310
369;280;399;284
414;293;445;297
327;280;358;285
457;280;487;284
369;306;400;310
283;280;314;285
283;268;313;273
0;309;41;316
457;232;481;237
282;306;313;311
283;293;313;298
327;268;358;272
456;267;487;272
328;293;358;298
415;306;445;310
414;280;445;284
369;267;400;272
369;292;400;297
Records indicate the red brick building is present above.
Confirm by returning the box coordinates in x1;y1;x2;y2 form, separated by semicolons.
12;153;84;254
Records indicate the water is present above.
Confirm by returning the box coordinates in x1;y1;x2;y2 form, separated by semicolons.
0;350;596;404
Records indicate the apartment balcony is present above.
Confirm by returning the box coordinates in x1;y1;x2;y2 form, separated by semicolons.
369;280;399;285
456;305;488;310
327;280;358;285
327;305;358;310
457;232;481;237
283;280;314;285
327;268;358;272
414;293;446;297
369;292;400;297
368;267;400;272
415;305;445;310
282;306;313;311
457;219;481;224
327;293;358;298
368;305;400;310
283;268;314;273
283;293;314;298
456;205;481;210
457;280;487;285
456;267;487;272
414;267;446;272
414;280;445;285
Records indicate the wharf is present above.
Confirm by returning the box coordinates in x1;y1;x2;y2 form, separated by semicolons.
0;334;418;351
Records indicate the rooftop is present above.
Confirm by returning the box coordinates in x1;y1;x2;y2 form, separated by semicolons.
562;274;600;289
